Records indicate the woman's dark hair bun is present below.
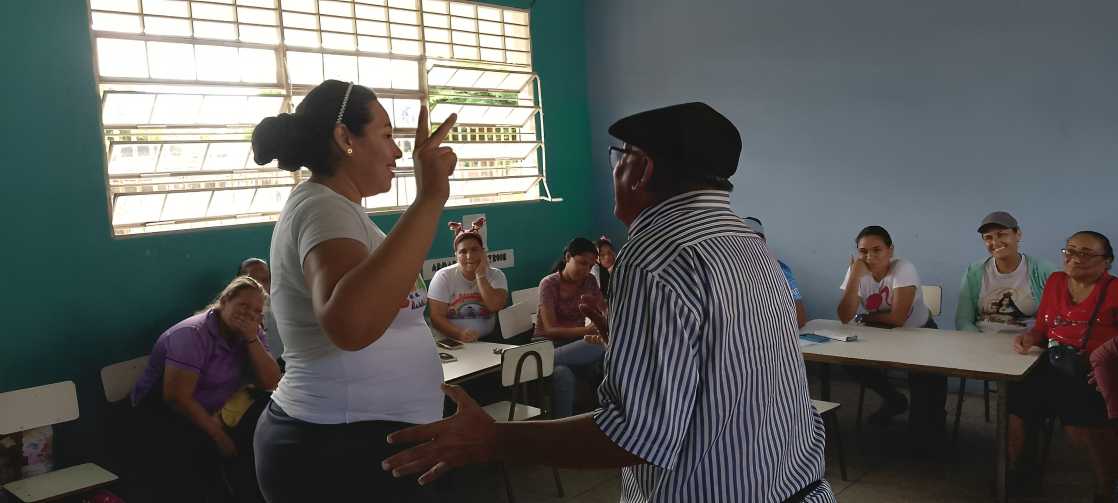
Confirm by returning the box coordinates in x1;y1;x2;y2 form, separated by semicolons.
252;112;307;172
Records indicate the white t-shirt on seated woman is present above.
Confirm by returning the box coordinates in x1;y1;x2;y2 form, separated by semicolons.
839;257;930;328
427;264;507;338
268;182;443;425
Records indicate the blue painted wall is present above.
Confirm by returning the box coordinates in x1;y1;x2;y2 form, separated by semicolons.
585;0;1118;327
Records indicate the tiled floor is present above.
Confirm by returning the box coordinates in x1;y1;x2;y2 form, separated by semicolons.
442;372;1101;502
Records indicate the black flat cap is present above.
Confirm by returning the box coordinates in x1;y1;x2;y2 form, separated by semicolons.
608;102;741;179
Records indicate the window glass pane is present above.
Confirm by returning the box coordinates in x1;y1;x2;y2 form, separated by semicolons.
355;5;386;20
424;13;448;28
503;10;527;25
387;0;415;8
282;11;317;29
238;0;274;6
286;51;323;84
195;45;241;81
388;8;417;24
388;58;418;89
145;16;192;36
318;0;353;17
193;20;237;40
478;20;501;35
357;20;388;36
479;34;502;48
448;2;473;17
390;24;419;39
321;16;355;33
358;36;389;53
97;38;149;78
498;72;530;90
422;0;447;13
157;143;208;171
424;27;449;43
477;6;500;21
358;56;392;88
480;48;504;63
284;28;320;47
391;39;420;55
452;45;478;60
446;68;480;87
250;187;290;212
504;23;527;38
198;95;249;124
92;12;143;33
506;51;529;65
192;2;235;20
148;42;197;79
450;17;475;32
239;24;279;43
203;142;251;170
102;93;155;125
150;94;203;123
323;54;358;82
322;32;357;50
281;0;316;13
142;0;189;16
207;188;257;216
238;7;278;25
108;143;161;174
112;194;165;225
92;0;140;12
425;42;450;59
239;47;278;83
474;70;509;89
392;98;420;128
444;142;537;160
161;191;213;220
244;96;284;123
451;31;475;46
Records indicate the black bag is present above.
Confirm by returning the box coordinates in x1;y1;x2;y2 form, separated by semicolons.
1047;277;1112;379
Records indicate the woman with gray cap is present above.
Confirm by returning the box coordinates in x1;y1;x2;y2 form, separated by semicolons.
956;211;1058;333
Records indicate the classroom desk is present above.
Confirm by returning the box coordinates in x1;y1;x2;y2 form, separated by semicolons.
799;319;1042;503
441;341;517;384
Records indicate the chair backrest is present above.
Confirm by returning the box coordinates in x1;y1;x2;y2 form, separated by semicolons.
511;287;540;312
498;301;536;340
922;285;942;317
101;355;150;403
499;340;554;387
0;381;80;436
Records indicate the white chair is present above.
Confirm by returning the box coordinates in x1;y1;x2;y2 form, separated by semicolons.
498;301;536;340
0;382;118;502
812;400;848;482
511;287;539;313
921;285;942;317
100;355;149;403
481;341;563;502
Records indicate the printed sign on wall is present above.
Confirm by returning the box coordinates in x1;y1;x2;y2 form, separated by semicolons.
422;249;515;280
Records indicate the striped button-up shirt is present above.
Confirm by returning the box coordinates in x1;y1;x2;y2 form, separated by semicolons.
594;190;834;502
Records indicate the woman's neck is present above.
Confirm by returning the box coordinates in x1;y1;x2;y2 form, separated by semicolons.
994;253;1023;274
559;270;576;284
309;173;361;204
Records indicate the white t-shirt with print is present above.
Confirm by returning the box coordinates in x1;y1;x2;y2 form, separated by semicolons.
427;264;508;337
977;256;1037;333
268;182;443;425
839;257;930;328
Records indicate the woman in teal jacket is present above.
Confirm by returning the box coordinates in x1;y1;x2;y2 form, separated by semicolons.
956;211;1058;333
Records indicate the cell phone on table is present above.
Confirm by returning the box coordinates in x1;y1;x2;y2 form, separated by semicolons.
437;339;463;350
438;352;458;363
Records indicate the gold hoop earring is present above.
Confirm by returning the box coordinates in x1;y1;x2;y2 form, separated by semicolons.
346;147;353;155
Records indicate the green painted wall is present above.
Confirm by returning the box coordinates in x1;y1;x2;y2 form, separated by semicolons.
0;0;592;428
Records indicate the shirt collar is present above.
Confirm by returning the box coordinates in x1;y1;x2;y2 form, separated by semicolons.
628;190;732;238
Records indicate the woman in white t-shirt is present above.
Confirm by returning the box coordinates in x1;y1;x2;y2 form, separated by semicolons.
249;79;458;502
428;218;509;342
836;225;947;434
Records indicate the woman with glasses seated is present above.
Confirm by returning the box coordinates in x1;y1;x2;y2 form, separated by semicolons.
1009;231;1118;502
956;212;1058;334
836;225;947;434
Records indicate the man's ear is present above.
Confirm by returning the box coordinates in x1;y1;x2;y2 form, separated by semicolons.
634;156;655;191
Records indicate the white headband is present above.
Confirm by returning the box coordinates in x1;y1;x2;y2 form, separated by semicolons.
335;82;353;125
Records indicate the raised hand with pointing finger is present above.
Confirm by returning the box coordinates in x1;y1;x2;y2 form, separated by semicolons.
412;106;457;205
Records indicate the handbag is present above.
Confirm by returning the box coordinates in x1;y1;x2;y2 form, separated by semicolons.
1048;277;1113;379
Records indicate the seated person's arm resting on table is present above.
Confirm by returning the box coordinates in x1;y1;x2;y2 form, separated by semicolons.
428;299;478;342
862;285;916;328
163;367;237;457
535;303;596;341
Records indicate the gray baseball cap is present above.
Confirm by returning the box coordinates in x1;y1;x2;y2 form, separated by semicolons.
978;211;1019;233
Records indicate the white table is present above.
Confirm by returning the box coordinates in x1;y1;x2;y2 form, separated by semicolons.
799;319;1042;503
440;341;517;384
2;463;117;502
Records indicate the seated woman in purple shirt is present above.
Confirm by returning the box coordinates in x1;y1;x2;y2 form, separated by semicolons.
131;276;281;502
535;237;606;417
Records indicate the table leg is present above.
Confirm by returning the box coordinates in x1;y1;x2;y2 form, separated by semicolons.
821;363;832;401
996;379;1008;503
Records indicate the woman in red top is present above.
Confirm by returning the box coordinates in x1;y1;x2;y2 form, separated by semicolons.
1009;231;1118;502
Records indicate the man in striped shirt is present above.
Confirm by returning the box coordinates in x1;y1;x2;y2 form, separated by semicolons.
383;102;835;502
